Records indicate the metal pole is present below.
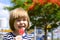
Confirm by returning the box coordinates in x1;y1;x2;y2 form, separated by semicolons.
34;26;36;40
51;29;53;40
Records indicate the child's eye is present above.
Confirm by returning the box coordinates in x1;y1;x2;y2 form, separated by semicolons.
23;18;27;21
17;19;21;21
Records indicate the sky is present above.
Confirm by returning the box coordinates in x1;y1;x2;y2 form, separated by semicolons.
0;0;11;5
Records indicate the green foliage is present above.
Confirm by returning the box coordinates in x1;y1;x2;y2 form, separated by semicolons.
56;11;60;20
28;4;60;29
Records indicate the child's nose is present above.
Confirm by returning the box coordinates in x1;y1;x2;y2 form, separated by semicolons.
19;21;25;26
20;21;24;24
17;21;24;25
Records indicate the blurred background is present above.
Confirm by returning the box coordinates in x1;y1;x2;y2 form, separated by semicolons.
0;0;11;40
0;0;60;40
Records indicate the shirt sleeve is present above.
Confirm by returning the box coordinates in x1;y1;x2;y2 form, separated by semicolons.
3;33;14;40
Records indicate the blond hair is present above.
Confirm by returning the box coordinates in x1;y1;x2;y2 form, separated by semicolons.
9;8;30;31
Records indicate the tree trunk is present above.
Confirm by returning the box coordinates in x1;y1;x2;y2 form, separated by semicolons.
44;26;47;40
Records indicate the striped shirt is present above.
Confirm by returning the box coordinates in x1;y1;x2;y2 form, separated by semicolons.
3;32;34;40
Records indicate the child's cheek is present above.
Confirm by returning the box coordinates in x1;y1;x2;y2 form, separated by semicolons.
17;22;20;25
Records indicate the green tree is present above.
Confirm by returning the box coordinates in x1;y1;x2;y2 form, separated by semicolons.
5;0;60;40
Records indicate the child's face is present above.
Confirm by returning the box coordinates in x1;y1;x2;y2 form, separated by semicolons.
14;17;28;30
